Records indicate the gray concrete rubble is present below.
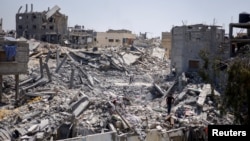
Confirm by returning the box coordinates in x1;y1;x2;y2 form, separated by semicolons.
0;41;234;141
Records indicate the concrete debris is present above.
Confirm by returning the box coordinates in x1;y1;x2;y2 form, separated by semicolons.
27;39;40;55
153;83;165;96
197;84;211;107
121;52;140;66
0;41;233;141
151;47;165;60
70;94;89;117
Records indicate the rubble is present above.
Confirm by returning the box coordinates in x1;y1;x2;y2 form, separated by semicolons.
0;40;234;141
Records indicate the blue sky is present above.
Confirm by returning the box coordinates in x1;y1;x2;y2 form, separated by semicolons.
0;0;249;37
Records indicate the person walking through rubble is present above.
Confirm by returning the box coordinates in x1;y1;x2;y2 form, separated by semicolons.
172;66;176;77
166;94;175;115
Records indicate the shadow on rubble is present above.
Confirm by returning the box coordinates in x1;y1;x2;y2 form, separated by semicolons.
0;102;8;107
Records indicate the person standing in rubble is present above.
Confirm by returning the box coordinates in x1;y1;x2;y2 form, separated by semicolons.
172;66;176;77
166;94;175;115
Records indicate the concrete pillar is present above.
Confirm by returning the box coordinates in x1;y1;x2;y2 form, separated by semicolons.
229;23;233;57
25;4;28;13
39;57;44;78
31;4;33;12
45;50;52;63
44;63;52;82
55;55;67;73
15;75;19;102
70;67;75;89
56;49;60;67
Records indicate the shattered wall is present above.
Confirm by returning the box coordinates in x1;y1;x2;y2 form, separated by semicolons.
0;40;29;74
161;32;171;59
16;4;68;44
170;24;228;74
95;30;136;48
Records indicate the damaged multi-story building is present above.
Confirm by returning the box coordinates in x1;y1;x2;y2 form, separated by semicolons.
15;4;68;44
67;25;96;48
95;29;136;48
170;24;230;74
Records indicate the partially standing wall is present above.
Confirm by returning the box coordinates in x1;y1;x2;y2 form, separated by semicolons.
0;38;29;102
0;40;29;74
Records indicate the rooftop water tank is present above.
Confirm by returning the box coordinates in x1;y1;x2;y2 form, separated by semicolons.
239;12;250;23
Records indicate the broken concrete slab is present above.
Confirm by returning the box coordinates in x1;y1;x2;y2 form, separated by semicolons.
70;95;89;117
151;47;165;60
197;84;211;107
121;53;140;66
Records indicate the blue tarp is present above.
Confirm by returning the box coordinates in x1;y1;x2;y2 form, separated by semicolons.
2;45;17;61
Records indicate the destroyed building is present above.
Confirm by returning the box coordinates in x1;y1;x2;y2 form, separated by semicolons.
161;32;171;59
133;32;160;48
0;18;2;32
67;25;96;48
139;32;147;40
0;18;4;37
229;12;250;57
95;29;136;48
16;4;68;44
170;24;230;74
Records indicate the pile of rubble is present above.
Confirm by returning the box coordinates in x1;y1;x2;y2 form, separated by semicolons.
0;40;234;141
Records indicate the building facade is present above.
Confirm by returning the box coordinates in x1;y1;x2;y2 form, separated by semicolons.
161;32;171;59
95;29;136;48
170;24;229;74
16;4;68;44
